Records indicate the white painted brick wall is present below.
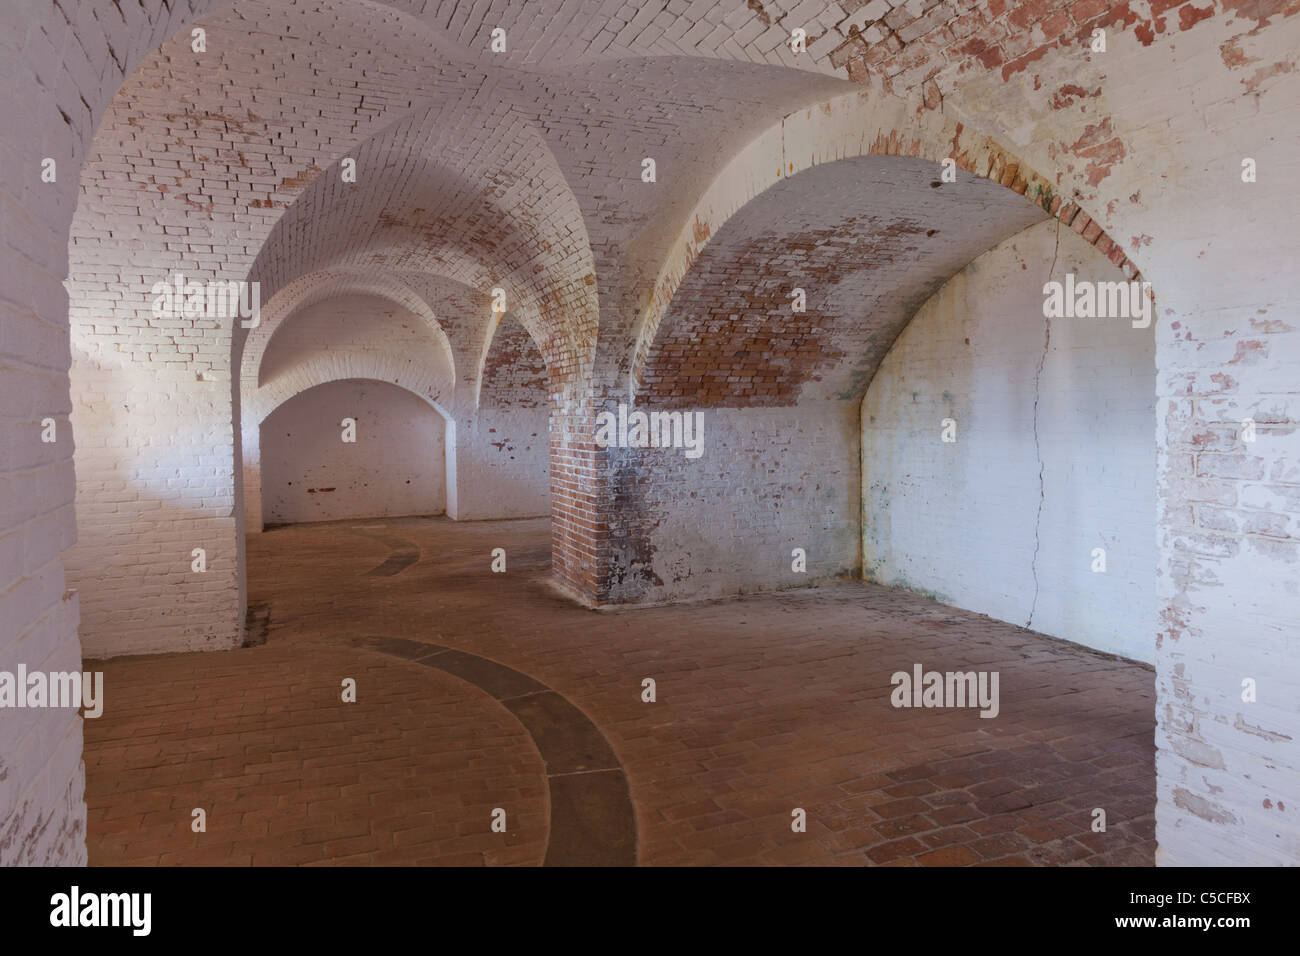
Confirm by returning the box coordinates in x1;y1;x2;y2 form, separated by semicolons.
931;5;1300;867
448;408;551;520
261;379;448;524
615;404;861;603
0;0;194;870
862;218;1157;664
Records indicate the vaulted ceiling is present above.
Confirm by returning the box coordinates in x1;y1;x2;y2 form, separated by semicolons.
69;0;1264;411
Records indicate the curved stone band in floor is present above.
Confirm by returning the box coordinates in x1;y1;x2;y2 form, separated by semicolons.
345;529;422;577
338;634;637;866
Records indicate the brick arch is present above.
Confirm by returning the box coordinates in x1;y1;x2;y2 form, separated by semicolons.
240;271;456;399
62;0;473;657
478;311;551;411
637;153;1051;407
251;365;454;427
393;273;502;403
246;106;599;387
626;88;1141;393
242;362;455;534
255;296;455;409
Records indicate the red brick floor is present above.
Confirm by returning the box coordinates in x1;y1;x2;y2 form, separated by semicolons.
85;515;1157;866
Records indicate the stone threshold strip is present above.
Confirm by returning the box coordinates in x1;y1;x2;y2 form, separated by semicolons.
336;634;636;867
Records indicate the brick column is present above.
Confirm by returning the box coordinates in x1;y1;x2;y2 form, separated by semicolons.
549;391;605;602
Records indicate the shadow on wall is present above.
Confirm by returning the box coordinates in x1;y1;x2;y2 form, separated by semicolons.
66;356;243;656
260;379;447;525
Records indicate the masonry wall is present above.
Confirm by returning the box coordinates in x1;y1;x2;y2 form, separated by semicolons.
862;219;1156;663
261;380;446;525
902;5;1300;867
448;408;550;521
601;403;860;604
0;148;86;858
0;0;150;867
452;311;551;520
1149;129;1300;865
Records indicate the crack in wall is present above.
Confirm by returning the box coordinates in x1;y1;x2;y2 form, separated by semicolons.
1026;217;1062;630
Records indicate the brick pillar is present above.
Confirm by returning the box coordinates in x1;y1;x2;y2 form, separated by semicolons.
66;266;247;658
549;387;669;606
549;390;604;602
1154;300;1300;865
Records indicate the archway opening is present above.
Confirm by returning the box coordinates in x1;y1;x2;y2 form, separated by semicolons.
260;379;449;527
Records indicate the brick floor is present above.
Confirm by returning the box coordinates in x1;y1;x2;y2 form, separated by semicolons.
85;516;1157;866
